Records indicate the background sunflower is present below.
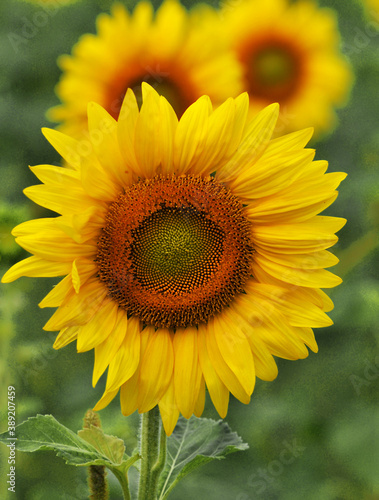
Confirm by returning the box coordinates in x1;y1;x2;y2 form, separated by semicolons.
0;1;378;499
47;0;242;138
221;0;354;138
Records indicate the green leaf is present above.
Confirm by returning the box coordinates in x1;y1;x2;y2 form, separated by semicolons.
157;417;248;500
78;425;126;465
0;414;139;472
0;414;112;467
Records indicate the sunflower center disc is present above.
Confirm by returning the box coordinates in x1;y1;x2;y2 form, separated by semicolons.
96;174;253;329
243;39;303;102
131;206;224;293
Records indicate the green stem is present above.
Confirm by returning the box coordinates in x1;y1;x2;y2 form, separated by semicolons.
88;465;109;500
109;467;131;500
83;410;109;500
138;406;166;500
150;422;167;491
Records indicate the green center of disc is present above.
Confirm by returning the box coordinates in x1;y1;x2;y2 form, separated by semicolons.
255;47;296;87
130;206;225;294
247;44;300;101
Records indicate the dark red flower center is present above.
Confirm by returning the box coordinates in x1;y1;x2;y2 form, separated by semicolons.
96;174;253;329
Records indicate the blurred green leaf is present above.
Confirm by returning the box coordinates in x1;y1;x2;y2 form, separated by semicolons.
0;414;111;466
157;417;248;500
0;414;139;471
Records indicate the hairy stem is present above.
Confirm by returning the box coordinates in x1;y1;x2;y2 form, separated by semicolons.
138;407;166;500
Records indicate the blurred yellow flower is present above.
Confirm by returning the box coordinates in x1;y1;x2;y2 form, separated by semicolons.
47;0;242;137
2;85;346;434
361;0;379;20
221;0;353;137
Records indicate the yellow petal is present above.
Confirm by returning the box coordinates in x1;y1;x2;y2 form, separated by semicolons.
197;323;230;417
231;149;315;200
252;216;346;253
255;248;339;270
213;313;256;396
254;253;342;288
223;307;278;382
133;83;161;178
1;256;71;283
120;371;139;416
138;328;174;412
218;103;279;183
93;388;119;412
105;316;141;391
80;153;119;202
206;318;254;404
246;334;278;382
193;377;206;417
43;279;107;331
41;128;81;169
15;232;96;262
247;172;346;224
173;327;202;419
30;164;80;186
261;128;314;159
131;1;154;40
92;308;129;386
234;294;309;360
24;184;95;216
117;88;140;173
39;274;73;308
194;98;236;176
304;287;334;312
77;300;119;352
225;92;249;158
12;217;57;237
53;326;79;349
87;101;130;188
153;0;187;58
296;327;318;353
56;206;105;244
249;193;339;225
71;258;97;293
245;281;333;328
158;96;178;175
118;321;149;416
173;95;211;174
159;377;180;436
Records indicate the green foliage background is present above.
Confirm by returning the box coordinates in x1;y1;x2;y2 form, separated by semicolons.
0;0;378;498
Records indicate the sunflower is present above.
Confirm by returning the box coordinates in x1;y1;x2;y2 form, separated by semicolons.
221;0;353;137
47;0;242;138
2;84;346;435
